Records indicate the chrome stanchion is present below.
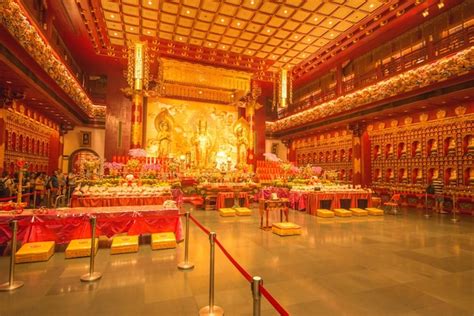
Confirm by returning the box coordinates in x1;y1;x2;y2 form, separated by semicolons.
199;232;224;316
251;276;262;316
424;193;430;218
177;210;194;270
0;220;24;291
81;217;102;282
451;194;459;223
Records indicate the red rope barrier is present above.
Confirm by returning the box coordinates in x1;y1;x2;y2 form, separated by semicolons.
214;238;252;283
189;214;211;235
260;285;290;316
188;213;290;315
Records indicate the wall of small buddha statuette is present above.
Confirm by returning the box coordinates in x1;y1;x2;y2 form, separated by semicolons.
368;105;474;194
294;130;353;183
0;103;60;174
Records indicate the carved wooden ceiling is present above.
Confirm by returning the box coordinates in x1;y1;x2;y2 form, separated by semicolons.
77;0;392;78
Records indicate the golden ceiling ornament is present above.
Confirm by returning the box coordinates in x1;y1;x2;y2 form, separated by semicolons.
390;119;398;127
455;106;467;116
404;116;413;125
378;122;386;129
419;113;429;122
436;109;447;119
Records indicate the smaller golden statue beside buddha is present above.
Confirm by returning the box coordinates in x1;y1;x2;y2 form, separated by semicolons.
399;143;406;159
400;169;408;183
233;118;250;168
415;170;423;184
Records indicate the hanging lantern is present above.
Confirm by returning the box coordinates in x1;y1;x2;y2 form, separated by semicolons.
126;42;150;92
273;68;293;109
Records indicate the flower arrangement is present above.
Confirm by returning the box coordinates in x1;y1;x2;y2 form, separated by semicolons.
126;158;141;170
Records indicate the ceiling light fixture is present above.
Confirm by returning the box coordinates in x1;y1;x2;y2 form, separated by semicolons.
422;9;429;17
220;18;225;22
284;10;288;14
148;0;152;4
369;3;374;8
186;10;190;14
438;0;444;9
314;17;318;21
266;29;271;33
130;27;134;31
236;21;241;26
111;14;115;18
328;21;333;25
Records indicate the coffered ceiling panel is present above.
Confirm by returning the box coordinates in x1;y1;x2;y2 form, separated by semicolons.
85;0;393;75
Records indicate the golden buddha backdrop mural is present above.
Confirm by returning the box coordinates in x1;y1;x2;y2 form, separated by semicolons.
146;98;248;170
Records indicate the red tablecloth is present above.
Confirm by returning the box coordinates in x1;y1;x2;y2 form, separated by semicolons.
0;205;183;245
216;192;250;209
71;195;172;208
288;191;308;211
306;191;372;215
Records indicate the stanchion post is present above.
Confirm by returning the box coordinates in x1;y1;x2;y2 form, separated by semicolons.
0;220;24;291
424;193;430;218
178;210;194;270
33;191;37;209
199;232;224;316
251;276;262;316
80;217;102;282
451;194;459;223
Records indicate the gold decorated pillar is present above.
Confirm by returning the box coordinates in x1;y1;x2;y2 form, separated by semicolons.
131;93;143;148
127;42;148;149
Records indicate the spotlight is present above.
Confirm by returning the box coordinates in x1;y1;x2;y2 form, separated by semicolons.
437;0;444;9
422;9;429;17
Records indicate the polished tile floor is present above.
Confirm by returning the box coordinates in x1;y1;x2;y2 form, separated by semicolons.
0;206;473;315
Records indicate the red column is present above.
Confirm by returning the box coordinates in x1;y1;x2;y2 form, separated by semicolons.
361;130;372;187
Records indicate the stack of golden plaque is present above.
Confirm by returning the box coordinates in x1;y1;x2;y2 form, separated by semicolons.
366;208;385;216
111;235;139;254
16;241;55;263
272;222;302;236
334;208;352;217
316;209;335;218
151;232;177;250
234;207;252;216
349;208;369;216
218;208;236;217
65;238;99;259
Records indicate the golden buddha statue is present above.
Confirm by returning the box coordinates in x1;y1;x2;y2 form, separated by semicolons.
467;136;474;155
414;142;421;158
401;169;408;183
387;145;393;159
399;144;406;159
429;139;438;156
415;170;423;184
447;138;456;156
449;169;457;185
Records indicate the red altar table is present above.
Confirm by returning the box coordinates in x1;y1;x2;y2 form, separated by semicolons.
70;195;172;208
0;205;183;246
216;192;250;209
306;191;372;215
288;191;308;211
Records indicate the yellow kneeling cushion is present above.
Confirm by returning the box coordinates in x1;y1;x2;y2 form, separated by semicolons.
235;207;252;216
151;232;177;250
219;208;236;217
111;235;139;254
334;208;352;217
317;209;335;218
65;238;99;259
366;208;384;216
349;208;369;216
272;222;302;236
16;241;55;263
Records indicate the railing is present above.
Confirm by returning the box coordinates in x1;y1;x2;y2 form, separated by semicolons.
283;26;474;119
